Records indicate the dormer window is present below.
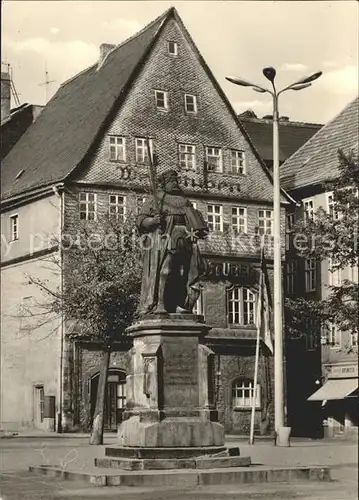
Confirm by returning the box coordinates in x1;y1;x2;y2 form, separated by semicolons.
167;41;178;55
154;90;168;111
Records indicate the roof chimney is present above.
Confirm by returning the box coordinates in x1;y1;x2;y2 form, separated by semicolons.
1;72;11;122
99;43;116;64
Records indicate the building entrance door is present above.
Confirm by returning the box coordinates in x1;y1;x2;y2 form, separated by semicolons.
90;370;126;431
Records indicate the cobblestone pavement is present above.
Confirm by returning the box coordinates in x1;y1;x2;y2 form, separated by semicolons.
0;437;357;499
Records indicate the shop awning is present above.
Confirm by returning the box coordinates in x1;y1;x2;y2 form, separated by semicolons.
308;378;358;401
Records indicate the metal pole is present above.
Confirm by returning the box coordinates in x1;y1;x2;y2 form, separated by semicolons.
272;93;285;438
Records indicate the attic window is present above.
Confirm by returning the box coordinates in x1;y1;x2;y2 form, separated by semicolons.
15;169;25;180
154;90;168;111
167;41;178;55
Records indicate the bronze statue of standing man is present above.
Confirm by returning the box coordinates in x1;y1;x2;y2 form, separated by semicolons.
136;170;208;315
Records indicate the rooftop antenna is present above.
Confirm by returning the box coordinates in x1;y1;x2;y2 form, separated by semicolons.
39;65;56;104
1;61;21;107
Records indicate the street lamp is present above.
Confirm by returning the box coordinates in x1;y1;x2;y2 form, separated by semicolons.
226;67;322;446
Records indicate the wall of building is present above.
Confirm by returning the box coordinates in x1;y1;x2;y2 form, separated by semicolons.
1;193;61;264
0;255;62;431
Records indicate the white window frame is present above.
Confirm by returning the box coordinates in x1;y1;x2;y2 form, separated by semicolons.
303;198;315;223
79;193;97;221
167;40;178;55
328;258;342;287
304;258;317;292
135;138;152;164
184;94;197;114
258;210;273;235
231;206;247;234
207;204;223;232
154;90;168;111
109;136;126;162
9;214;19;241
178;144;196;170
227;286;256;326
230;150;246;175
232;379;261;409
326;192;340;220
286;260;297;294
109;194;126;221
136;196;147;213
205;147;223;173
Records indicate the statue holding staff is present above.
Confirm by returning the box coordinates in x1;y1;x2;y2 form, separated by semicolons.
136;167;209;315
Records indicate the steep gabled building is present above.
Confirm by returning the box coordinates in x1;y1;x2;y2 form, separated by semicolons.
281;96;359;439
238;111;323;170
1;7;291;434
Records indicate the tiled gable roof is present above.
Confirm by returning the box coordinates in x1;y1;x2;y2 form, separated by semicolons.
1;9;170;200
280;97;359;191
239;117;322;164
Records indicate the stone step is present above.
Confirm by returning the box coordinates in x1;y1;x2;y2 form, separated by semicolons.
104;445;239;459
29;464;331;487
95;455;251;470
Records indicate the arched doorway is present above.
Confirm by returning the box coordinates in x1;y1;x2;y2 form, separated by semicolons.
90;369;126;431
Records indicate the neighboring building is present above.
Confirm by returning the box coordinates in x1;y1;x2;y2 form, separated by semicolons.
238;110;323;170
1;7;291;434
1;72;44;161
281;96;359;439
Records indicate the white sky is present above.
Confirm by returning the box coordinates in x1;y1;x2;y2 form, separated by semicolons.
2;1;358;124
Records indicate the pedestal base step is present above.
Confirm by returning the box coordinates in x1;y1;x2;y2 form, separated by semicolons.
29;464;331;487
95;455;251;471
105;445;238;460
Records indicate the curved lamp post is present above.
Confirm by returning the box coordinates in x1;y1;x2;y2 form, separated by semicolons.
226;68;322;445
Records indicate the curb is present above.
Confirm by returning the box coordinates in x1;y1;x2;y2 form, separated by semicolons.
29;464;332;487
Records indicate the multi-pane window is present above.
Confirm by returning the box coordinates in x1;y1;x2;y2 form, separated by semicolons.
228;286;256;326
207;204;223;232
286;261;297;294
303;199;315;222
109;136;126;161
286;213;295;231
179;144;196;170
167;41;178;55
231;207;247;233
205;147;223;173
232;379;261;408
321;323;341;348
154;90;168;111
230;150;246;174
304;258;316;292
136;196;147;213
258;210;273;235
328;258;342;286
135;138;152;164
9;214;19;241
184;94;197;114
79;193;97;221
109;195;126;221
326;192;340;220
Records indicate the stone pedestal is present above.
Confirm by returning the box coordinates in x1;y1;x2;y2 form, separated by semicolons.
117;313;225;450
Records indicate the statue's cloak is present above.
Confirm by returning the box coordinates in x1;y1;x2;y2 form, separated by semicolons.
136;190;208;314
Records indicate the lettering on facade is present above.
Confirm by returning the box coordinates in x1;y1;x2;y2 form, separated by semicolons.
207;261;254;281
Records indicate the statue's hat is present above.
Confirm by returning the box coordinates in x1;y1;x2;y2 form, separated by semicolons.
157;169;178;186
